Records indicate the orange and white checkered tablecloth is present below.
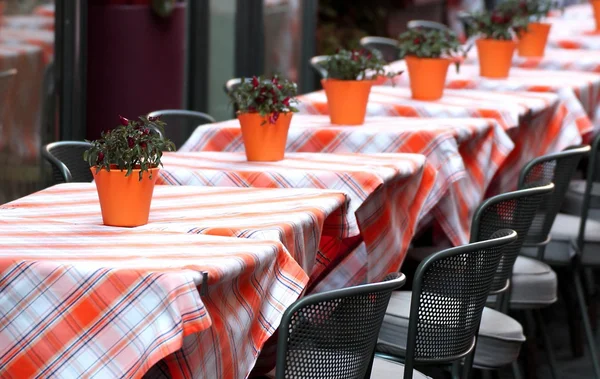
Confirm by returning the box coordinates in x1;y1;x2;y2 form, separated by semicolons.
0;28;54;64
0;184;360;378
3;15;54;31
33;4;55;18
0;220;307;379
297;87;587;195
179;115;513;246
156;152;436;286
387;61;600;128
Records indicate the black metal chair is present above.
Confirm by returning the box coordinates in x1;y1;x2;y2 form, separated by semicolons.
146;110;216;150
377;229;518;379
274;273;426;379
42;141;93;184
359;37;401;63
223;78;246;96
406;20;452;32
309;56;329;79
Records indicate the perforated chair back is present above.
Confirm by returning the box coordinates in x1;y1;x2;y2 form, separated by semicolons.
275;273;406;379
577;134;600;262
309;55;329;79
42;141;93;184
359;36;401;63
470;184;554;294
146;110;216;150
404;230;518;377
407;20;452;33
518;146;590;250
223;77;248;96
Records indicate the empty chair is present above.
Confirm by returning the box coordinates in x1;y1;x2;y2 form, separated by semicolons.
407;20;452;33
309;55;329;79
146;110;216;150
359;37;401;63
274;272;429;379
42;141;93;184
223;77;247;96
377;229;518;378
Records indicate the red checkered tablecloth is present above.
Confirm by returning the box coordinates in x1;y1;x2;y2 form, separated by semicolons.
179;115;513;246
0;28;54;64
0;220;307;379
156;152;436;286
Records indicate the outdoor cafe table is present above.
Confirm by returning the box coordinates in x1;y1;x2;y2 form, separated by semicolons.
297;87;587;195
179;115;513;246
155;152;435;289
386;60;600;128
0;221;307;379
0;185;352;378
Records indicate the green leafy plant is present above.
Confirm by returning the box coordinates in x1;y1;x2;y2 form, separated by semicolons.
397;28;466;71
497;0;561;22
83;115;175;180
322;49;399;81
469;9;529;40
228;75;299;124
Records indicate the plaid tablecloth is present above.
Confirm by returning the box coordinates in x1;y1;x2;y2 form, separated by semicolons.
156;152;435;285
3;15;54;31
0;43;45;160
0;28;54;64
33;4;55;18
387;61;600;128
179;115;513;246
0;184;349;289
0;220;307;379
297;87;586;193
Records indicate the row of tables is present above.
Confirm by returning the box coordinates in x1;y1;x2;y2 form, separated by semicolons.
4;2;600;378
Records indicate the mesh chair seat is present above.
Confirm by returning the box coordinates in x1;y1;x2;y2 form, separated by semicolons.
487;256;557;309
561;180;600;220
370;357;431;379
520;213;600;266
377;291;525;370
42;141;93;184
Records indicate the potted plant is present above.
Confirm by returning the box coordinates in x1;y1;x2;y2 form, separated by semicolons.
397;28;464;101
499;0;559;57
320;49;395;125
83;115;175;227
228;75;299;162
470;9;528;78
592;0;600;31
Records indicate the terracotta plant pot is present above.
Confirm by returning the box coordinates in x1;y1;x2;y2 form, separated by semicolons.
476;39;517;79
593;0;600;31
238;112;293;161
405;56;451;101
322;79;373;125
92;166;159;227
518;22;552;57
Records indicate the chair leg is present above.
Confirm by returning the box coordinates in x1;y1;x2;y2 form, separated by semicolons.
522;310;539;379
533;309;560;379
584;267;598;332
574;269;600;379
558;268;585;358
511;361;523;379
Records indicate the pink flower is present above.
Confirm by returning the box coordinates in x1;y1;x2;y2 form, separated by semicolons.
272;77;279;85
148;116;158;122
127;137;134;148
252;76;260;88
97;152;104;163
282;97;290;106
119;115;129;126
269;112;280;124
141;142;147;149
143;128;150;135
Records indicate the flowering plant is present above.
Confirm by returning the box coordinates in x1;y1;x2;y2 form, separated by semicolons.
397;28;465;71
497;0;560;22
83;115;176;180
228;75;299;124
322;49;398;81
469;9;529;40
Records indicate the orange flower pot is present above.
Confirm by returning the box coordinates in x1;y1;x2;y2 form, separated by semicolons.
92;166;159;227
405;56;451;101
476;39;516;79
322;79;373;125
238;112;292;161
593;0;600;31
518;22;552;57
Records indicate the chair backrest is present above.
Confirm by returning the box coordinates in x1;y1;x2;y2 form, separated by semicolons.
518;146;590;250
407;20;452;33
223;77;247;96
359;36;401;63
404;229;518;375
578;133;600;260
42;141;93;184
309;55;329;79
470;184;554;294
146;109;216;149
275;273;406;379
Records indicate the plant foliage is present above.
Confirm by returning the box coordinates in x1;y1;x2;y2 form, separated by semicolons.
321;49;398;81
469;8;529;40
83;115;175;180
228;75;299;124
497;0;560;22
397;28;465;71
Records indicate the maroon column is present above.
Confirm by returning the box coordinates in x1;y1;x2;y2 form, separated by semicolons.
86;4;186;140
